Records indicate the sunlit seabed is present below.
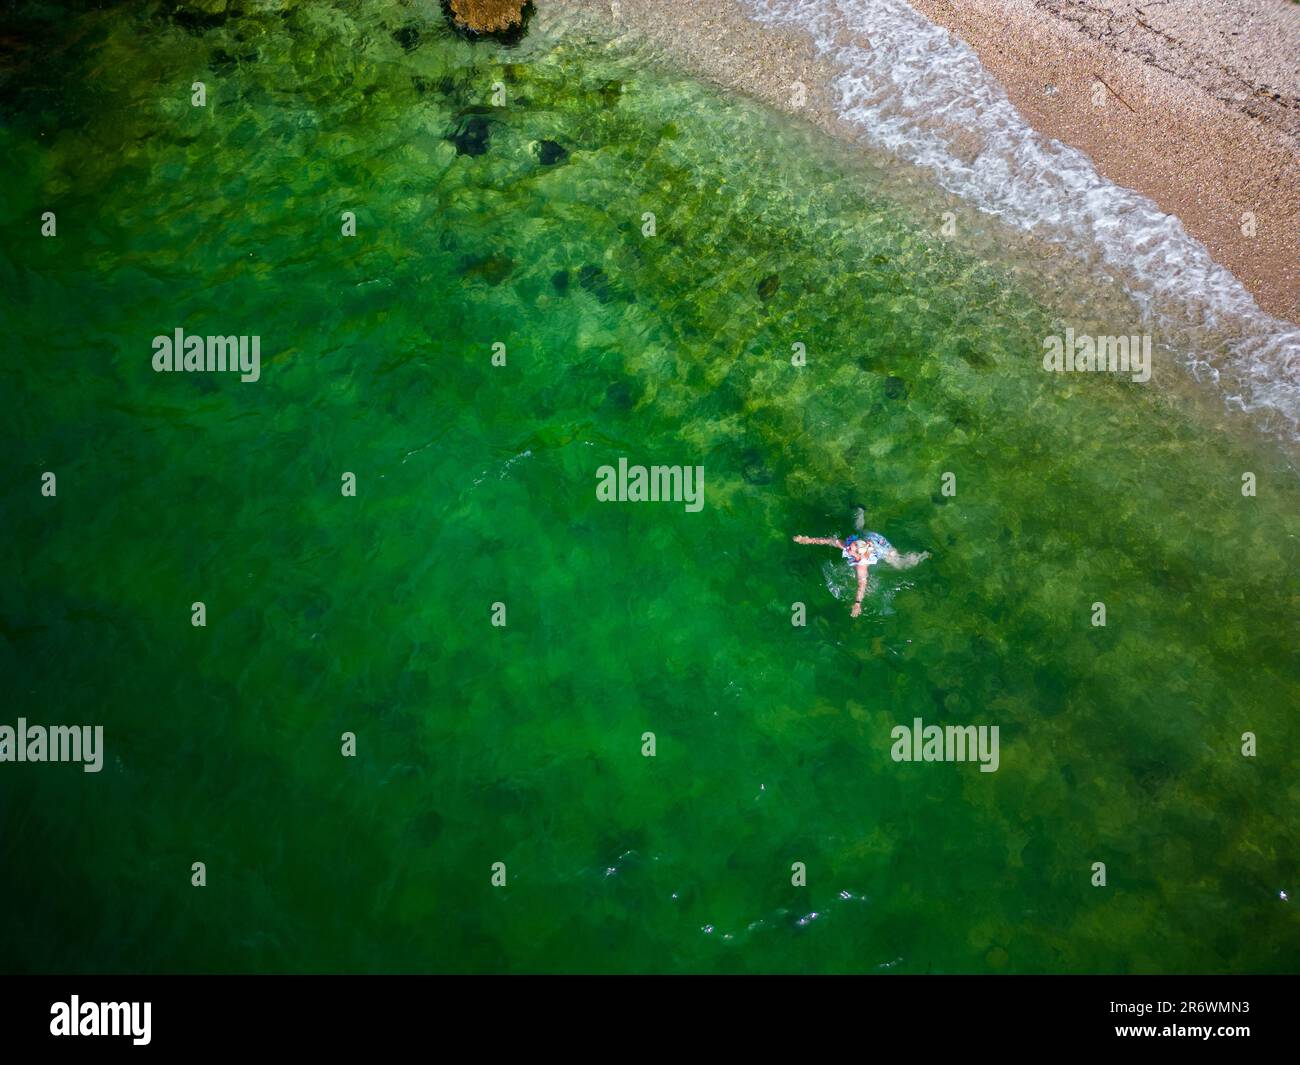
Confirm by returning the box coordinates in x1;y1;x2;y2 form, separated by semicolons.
0;1;1297;973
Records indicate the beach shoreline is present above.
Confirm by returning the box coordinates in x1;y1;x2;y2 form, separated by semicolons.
544;0;1299;324
906;0;1299;322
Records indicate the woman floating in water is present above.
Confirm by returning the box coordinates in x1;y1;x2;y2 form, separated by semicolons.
793;508;930;617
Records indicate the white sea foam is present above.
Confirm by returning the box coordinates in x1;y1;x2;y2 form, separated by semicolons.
739;0;1300;440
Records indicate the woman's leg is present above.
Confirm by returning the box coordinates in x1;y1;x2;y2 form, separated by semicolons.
882;548;930;569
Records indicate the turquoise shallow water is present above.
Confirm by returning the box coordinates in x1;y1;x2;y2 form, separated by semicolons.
1;1;1298;973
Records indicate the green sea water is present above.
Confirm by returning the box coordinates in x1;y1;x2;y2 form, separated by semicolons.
1;1;1297;973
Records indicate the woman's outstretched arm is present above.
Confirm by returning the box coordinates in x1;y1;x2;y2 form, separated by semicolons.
850;563;871;617
793;535;843;547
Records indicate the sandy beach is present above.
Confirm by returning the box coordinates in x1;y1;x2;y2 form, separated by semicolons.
546;0;1300;323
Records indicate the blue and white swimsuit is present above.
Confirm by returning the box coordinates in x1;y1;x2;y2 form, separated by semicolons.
842;532;892;567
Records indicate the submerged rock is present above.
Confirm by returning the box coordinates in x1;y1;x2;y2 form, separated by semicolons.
460;254;514;285
448;114;491;156
536;139;568;165
392;25;422;53
578;264;615;303
884;375;908;399
757;273;781;301
741;447;773;486
171;4;231;37
955;339;993;369
604;380;634;411
551;269;569;293
209;48;237;74
442;0;534;45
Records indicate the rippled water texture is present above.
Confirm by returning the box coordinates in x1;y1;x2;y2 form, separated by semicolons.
0;1;1297;973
